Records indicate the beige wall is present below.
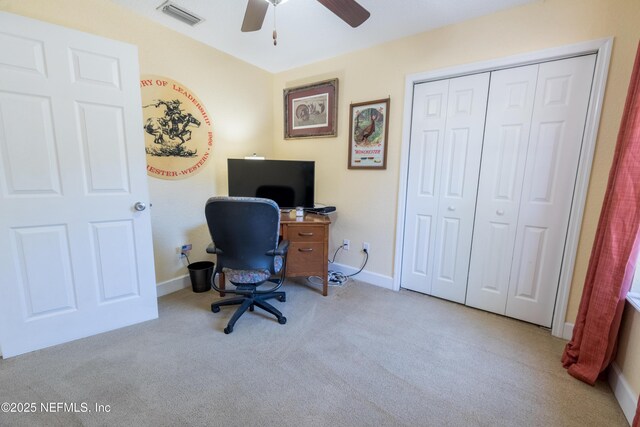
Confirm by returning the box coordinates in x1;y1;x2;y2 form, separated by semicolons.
272;0;640;397
0;0;274;285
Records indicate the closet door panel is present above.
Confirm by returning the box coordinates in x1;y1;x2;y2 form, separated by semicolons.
505;54;597;326
401;80;449;294
431;73;490;303
466;65;538;313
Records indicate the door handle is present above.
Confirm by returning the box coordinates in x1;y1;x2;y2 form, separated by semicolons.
134;202;146;211
496;209;505;216
447;206;455;211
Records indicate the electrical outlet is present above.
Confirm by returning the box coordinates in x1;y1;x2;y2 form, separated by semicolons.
363;242;370;252
343;239;350;251
179;243;192;257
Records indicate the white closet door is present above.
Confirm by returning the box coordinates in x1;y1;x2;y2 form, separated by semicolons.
466;65;539;313
401;79;449;295
402;73;489;302
466;55;596;326
430;73;490;303
505;54;596;326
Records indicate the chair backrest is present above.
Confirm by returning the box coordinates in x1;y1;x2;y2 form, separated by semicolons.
205;197;280;273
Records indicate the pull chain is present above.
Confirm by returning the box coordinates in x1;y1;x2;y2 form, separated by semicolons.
272;6;277;46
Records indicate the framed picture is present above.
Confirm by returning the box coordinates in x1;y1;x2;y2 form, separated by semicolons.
348;98;390;169
284;78;338;139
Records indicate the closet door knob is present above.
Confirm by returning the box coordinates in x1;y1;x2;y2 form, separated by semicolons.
447;206;455;211
496;209;505;216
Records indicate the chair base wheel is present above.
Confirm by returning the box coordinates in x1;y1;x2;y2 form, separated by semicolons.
224;326;233;334
278;295;286;302
211;306;220;313
278;316;287;325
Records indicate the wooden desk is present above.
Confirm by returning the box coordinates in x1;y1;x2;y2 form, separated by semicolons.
216;211;331;296
280;212;331;296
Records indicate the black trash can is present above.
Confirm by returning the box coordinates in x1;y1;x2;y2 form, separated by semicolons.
188;261;214;293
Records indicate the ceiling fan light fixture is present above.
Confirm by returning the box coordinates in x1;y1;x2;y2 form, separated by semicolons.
157;1;204;26
243;0;370;42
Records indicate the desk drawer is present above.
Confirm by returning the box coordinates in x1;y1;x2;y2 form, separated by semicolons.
287;225;325;243
286;242;323;274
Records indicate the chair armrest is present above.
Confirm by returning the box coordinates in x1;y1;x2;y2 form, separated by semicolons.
206;243;222;255
268;239;289;256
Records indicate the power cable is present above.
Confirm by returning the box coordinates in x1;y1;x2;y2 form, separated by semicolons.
307;245;369;287
181;251;191;266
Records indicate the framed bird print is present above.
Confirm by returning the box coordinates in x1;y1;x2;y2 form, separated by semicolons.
348;98;390;169
284;78;338;139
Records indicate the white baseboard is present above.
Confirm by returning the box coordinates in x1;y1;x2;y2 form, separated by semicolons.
562;322;574;340
156;265;393;297
329;262;394;290
609;362;639;425
156;274;190;297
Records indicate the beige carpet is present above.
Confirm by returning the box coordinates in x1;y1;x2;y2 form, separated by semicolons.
0;278;628;426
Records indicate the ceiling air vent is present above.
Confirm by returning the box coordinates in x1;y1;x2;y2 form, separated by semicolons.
157;1;204;26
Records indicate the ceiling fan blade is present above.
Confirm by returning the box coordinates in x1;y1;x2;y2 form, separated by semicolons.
242;0;269;32
316;0;370;28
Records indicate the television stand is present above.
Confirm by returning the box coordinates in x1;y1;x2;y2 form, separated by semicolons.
216;211;331;296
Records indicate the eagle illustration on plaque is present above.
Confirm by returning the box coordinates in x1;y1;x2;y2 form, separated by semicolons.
140;75;213;179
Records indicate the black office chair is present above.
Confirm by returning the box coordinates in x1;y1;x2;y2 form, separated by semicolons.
205;197;289;334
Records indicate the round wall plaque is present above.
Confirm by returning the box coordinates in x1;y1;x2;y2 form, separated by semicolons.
140;75;213;180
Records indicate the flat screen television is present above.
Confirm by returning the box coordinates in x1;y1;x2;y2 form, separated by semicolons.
227;159;315;209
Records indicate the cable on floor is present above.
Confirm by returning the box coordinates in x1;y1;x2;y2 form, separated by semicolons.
307;245;369;287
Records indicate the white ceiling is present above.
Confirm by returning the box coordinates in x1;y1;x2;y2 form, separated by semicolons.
110;0;536;73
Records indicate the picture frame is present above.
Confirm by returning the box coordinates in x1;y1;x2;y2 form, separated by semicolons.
348;98;390;169
284;78;338;139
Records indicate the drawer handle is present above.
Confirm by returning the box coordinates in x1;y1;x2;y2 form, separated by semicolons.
298;232;314;237
298;248;313;252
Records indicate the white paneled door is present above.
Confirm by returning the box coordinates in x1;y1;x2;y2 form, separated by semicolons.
465;65;539;314
401;73;489;303
0;12;157;357
466;55;596;327
504;55;596;326
402;54;596;327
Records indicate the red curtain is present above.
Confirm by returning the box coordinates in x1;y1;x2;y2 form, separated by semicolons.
561;42;640;425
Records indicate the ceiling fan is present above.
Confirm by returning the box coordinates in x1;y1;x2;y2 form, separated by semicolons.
242;0;370;45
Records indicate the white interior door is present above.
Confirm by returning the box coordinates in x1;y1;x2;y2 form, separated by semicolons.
466;55;596;327
402;73;489;303
430;73;489;303
401;79;449;295
466;64;539;313
505;54;596;326
0;12;157;357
